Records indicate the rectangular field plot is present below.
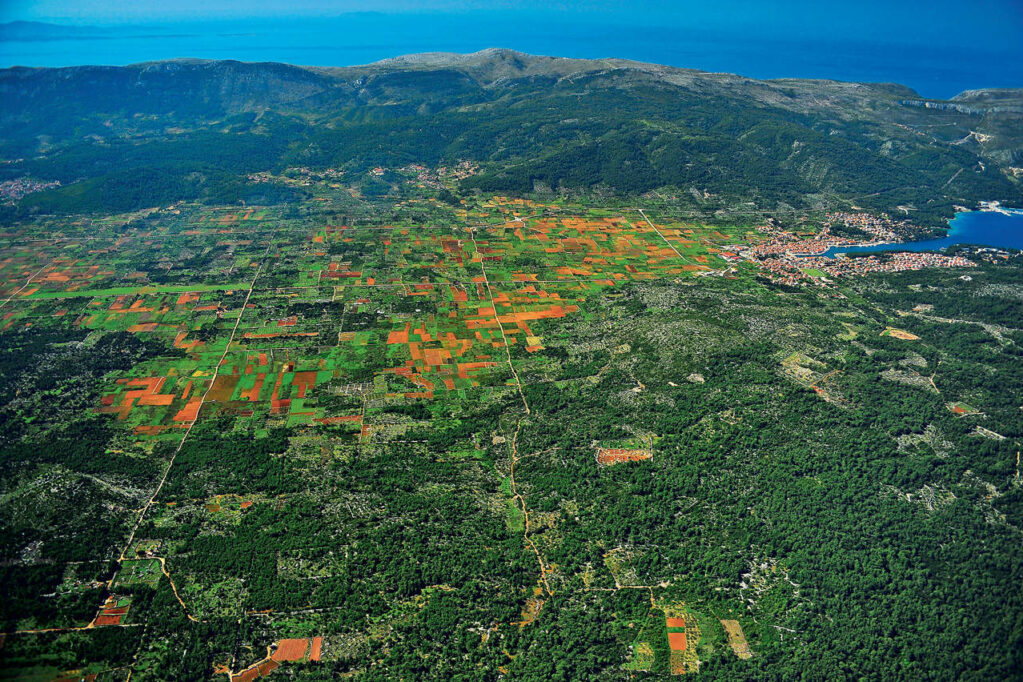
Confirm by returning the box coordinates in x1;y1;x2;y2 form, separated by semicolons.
721;619;753;659
114;559;162;588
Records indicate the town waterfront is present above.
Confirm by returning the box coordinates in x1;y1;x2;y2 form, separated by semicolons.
820;209;1023;258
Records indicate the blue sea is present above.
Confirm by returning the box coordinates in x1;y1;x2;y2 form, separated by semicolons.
2;14;1022;99
820;210;1023;258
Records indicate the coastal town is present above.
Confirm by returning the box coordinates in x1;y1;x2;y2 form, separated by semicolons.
727;212;977;285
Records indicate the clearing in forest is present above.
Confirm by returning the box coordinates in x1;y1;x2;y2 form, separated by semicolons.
660;604;701;675
625;641;655;672
113;558;162;588
596;448;653;465
882;327;919;340
948;401;980;415
721;619;752;659
93;595;131;626
666;614;688;675
623;608;665;673
271;639;311;662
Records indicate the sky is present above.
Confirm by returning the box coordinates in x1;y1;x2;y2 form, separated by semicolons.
3;0;1022;48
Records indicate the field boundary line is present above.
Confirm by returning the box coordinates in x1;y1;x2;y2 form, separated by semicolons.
638;208;693;265
467;226;529;415
466;226;554;614
0;259;54;311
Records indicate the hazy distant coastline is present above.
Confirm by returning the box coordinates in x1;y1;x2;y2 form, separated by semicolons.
2;17;1021;98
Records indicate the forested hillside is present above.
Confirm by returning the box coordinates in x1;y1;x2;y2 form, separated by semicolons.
2;50;1020;224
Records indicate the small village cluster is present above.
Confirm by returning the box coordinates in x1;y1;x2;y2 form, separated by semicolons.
397;163;446;190
0;177;60;205
248;167;347;185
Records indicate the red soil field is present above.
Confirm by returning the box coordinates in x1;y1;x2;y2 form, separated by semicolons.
271;639;310;662
97;376;179;420
173;331;201;350
231;659;279;682
94;614;123;626
315;415;362;425
137;393;174;406
323;262;362;279
270;372;285;402
291;371;317;398
457;361;496;379
388;324;411;344
596;449;653;465
403;391;433;400
423;348;451;366
241;374;265;402
665;617;686;628
310;637;323;661
133;424;186;435
668;632;688;651
173;399;202;422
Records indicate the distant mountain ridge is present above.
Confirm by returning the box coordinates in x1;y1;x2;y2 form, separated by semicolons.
0;20;112;40
1;50;1020;221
